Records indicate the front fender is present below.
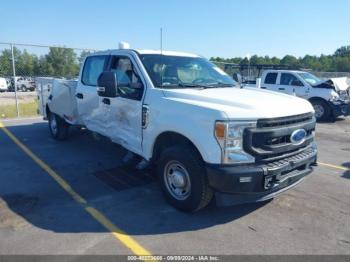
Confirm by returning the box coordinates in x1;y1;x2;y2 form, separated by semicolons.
142;96;226;164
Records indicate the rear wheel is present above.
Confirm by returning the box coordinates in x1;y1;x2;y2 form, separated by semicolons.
48;112;70;140
311;100;331;122
157;145;213;212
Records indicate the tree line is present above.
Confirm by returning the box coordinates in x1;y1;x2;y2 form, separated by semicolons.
210;46;350;72
0;46;91;78
1;45;350;78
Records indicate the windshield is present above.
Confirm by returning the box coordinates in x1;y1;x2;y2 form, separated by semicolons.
297;72;322;86
139;54;237;88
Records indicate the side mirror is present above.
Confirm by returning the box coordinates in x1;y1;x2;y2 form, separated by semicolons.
291;80;303;86
97;71;118;97
233;73;243;84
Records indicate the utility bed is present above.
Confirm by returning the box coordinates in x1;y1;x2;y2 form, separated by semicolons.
36;78;79;124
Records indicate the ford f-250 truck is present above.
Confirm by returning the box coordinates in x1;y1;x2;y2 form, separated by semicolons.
38;45;317;211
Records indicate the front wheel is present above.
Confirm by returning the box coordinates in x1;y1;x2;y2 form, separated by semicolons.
157;145;213;212
48;112;70;140
311;100;331;122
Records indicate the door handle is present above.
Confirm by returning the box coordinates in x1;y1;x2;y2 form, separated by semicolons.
278;88;285;90
76;93;84;99
102;98;110;105
261;87;266;89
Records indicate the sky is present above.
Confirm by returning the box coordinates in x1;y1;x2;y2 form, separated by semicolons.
0;0;349;59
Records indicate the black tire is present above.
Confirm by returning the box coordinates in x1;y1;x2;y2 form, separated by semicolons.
157;145;213;212
311;99;331;122
48;112;70;140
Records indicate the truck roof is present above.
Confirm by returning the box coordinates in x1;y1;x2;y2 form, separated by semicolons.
264;69;308;74
135;49;200;57
91;49;200;58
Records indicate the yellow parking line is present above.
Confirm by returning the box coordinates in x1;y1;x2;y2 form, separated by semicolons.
85;207;150;255
318;162;349;172
0;121;151;256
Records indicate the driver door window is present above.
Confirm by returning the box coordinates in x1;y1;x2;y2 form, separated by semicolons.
280;73;303;87
110;56;144;100
279;73;305;97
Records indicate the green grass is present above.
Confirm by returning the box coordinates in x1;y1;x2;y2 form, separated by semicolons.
0;101;39;119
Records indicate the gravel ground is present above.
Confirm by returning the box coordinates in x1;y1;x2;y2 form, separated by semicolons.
0;91;37;105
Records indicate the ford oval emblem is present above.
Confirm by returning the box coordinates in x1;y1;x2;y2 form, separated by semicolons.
290;129;307;145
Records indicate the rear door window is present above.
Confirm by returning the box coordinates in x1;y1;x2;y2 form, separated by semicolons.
264;72;278;84
81;56;107;86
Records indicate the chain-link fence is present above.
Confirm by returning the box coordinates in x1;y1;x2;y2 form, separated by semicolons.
0;42;96;118
214;61;350;83
1;44;350;119
311;71;350;79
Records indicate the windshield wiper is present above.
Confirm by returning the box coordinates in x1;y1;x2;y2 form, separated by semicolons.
159;82;212;89
178;82;207;88
159;81;234;89
197;82;234;89
158;83;203;89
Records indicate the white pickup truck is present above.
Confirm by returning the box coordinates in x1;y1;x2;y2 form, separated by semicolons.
257;70;350;121
38;46;317;211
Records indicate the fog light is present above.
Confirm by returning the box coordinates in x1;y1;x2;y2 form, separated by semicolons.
264;176;274;189
239;177;252;183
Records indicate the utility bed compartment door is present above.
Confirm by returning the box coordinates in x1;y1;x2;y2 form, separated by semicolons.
36;77;54;118
49;79;79;124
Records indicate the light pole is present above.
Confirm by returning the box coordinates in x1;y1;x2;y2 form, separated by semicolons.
246;53;251;83
11;44;19;117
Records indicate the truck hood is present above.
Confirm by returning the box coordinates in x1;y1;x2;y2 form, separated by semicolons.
329;77;350;91
313;77;350;91
163;87;314;120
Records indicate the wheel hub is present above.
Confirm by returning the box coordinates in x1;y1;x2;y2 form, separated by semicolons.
170;170;186;188
313;104;324;118
50;115;58;134
164;161;191;200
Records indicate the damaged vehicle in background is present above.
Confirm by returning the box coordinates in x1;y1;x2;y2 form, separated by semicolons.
258;70;350;121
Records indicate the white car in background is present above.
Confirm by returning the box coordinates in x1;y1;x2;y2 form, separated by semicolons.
16;77;36;92
8;77;36;92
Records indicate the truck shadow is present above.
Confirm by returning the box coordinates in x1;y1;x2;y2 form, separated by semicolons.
1;192;269;235
0;121;269;235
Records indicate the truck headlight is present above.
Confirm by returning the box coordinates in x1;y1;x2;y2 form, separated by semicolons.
330;90;350;104
336;90;350;102
330;94;340;102
215;121;256;164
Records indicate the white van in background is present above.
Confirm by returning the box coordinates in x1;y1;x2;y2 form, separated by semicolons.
0;77;9;92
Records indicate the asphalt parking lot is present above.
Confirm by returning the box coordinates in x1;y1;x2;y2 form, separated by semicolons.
0;116;349;255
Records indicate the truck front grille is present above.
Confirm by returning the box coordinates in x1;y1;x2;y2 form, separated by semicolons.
257;113;313;128
244;113;316;163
